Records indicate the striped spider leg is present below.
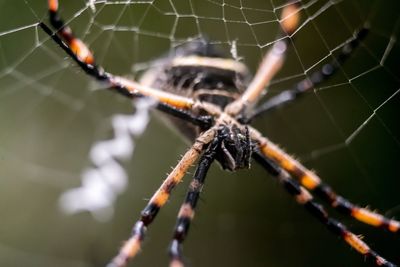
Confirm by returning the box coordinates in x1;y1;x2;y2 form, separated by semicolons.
250;98;400;233
249;126;399;235
43;0;211;113
168;126;230;267
247;26;369;121
252;149;396;267
107;127;217;267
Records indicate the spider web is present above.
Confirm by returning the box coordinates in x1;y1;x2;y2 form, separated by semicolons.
0;0;399;266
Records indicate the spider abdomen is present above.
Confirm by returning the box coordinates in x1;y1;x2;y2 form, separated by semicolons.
140;40;251;140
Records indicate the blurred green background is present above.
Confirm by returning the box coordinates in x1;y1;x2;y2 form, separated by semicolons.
0;0;399;266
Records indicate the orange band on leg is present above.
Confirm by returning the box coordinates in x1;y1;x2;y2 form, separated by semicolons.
389;220;400;233
343;232;369;255
280;1;301;34
352;208;384;227
48;0;58;12
70;39;95;65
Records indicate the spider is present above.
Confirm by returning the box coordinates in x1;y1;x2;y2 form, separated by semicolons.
40;0;399;266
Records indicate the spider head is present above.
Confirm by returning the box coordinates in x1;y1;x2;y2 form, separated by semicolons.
215;124;252;171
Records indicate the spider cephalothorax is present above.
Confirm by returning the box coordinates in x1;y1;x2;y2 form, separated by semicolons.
141;39;250;101
214;124;252;171
41;0;399;266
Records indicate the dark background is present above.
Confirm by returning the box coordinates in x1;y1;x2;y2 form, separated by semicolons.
0;0;399;266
